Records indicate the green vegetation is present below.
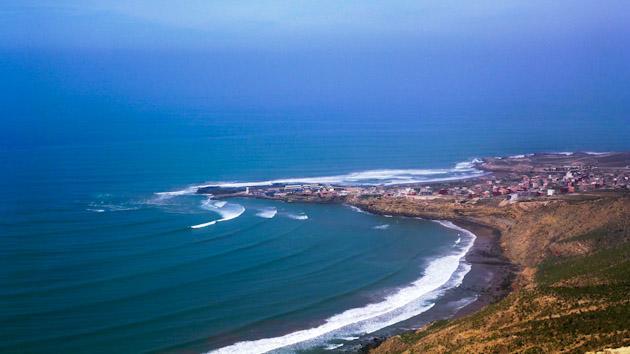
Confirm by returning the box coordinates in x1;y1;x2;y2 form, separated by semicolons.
558;223;629;249
537;243;630;287
375;218;630;353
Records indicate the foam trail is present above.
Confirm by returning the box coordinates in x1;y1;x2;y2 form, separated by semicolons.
256;207;277;219
210;220;476;354
341;336;360;341
157;159;486;197
212;201;227;208
453;158;482;169
551;151;574;156
285;213;308;220
191;220;217;229
87;202;140;212
154;186;199;199
324;343;344;350
373;224;390;230
346;205;371;214
190;199;246;228
585;151;612;156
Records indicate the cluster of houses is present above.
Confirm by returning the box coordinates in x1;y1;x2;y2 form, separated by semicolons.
386;166;630;202
247;184;354;199
236;165;629;203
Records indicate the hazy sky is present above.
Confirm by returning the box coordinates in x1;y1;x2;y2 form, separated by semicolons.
2;1;630;148
3;1;630;50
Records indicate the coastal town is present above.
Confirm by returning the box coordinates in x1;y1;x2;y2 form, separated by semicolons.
197;152;630;205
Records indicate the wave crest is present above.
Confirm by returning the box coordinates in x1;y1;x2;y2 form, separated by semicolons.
157;159;486;197
209;220;476;353
190;199;245;229
256;207;278;219
285;213;308;220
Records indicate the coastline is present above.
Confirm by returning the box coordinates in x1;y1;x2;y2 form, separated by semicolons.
346;216;515;353
207;212;492;354
367;195;630;353
447;220;515;317
186;152;629;352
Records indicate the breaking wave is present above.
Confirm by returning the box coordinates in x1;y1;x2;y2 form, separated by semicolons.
190;198;246;229
373;224;390;230
154;186;199;199
256;207;278;219
346;205;371;214
285;213;308;220
209;220;476;354
156;159;486;198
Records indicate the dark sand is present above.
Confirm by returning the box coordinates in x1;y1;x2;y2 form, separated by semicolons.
342;220;516;353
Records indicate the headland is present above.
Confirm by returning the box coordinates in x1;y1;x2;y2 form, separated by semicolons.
197;152;630;353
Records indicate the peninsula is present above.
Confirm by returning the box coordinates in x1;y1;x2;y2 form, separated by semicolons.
195;152;630;353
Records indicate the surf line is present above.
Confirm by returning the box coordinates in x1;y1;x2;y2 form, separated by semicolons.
209;219;477;354
191;199;246;229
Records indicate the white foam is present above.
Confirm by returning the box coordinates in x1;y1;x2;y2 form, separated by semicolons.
190;199;246;228
256;207;278;219
507;153;533;159
209;221;476;354
324;343;344;350
87;202;139;212
454;237;461;245
285;213;308;220
383;215;393;218
340;336;360;341
191;220;218;229
158;160;486;197
154;186;199;198
584;151;612;156
212;201;227;208
454;158;482;169
373;224;390;230
550;151;574;156
346;205;371;214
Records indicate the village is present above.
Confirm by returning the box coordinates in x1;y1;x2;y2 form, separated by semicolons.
197;152;630;205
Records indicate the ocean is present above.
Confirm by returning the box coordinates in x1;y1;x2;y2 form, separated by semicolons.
1;50;629;353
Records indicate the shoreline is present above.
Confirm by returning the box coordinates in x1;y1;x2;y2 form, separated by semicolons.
177;151;630;352
346;215;515;353
203;201;512;353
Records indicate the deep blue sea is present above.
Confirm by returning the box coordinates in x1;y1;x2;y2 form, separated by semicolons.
1;50;629;353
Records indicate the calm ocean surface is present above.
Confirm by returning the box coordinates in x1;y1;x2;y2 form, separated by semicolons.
1;50;629;353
